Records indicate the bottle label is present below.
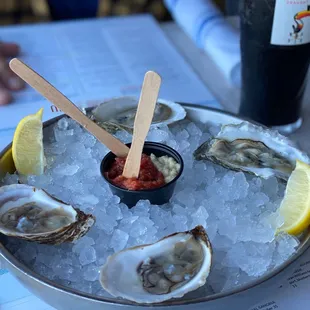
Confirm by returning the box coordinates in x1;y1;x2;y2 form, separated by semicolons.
271;0;310;45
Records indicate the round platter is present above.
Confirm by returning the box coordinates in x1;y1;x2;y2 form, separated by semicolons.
0;103;310;310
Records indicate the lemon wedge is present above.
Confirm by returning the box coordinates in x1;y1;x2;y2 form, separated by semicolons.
12;108;45;175
278;160;310;235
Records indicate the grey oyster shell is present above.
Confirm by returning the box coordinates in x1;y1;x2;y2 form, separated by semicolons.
89;96;186;133
194;122;310;180
100;225;212;304
0;184;95;245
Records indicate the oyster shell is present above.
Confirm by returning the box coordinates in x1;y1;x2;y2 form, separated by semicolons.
90;96;186;133
194;122;309;180
0;184;95;244
100;225;212;304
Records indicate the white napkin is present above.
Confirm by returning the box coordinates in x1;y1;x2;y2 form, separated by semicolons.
164;0;241;87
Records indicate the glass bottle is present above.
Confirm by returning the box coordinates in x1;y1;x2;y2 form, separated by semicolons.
239;0;310;133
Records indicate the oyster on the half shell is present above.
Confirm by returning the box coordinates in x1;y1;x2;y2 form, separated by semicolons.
0;184;95;244
194;122;309;180
90;97;186;133
100;226;212;304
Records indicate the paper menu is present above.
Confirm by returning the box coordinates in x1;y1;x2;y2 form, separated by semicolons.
0;14;220;151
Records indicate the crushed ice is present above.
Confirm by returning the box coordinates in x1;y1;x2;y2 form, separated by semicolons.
2;117;299;298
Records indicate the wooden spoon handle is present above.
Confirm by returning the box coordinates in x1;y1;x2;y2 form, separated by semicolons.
9;58;129;157
122;71;161;178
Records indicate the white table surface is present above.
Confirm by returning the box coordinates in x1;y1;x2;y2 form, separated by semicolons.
1;18;310;310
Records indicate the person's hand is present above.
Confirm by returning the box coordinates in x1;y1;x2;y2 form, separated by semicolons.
0;42;25;105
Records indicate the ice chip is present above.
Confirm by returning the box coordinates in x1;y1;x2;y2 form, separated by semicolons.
147;129;169;142
174;190;195;208
106;204;123;220
186;122;202;137
110;229;129;252
83;264;99;282
175;129;189;141
172;204;188;215
173;214;188;231
79;246;97;266
132;200;151;216
2;173;19;185
75;194;99;205
57;117;69;130
262;176;279;198
53;163;80;176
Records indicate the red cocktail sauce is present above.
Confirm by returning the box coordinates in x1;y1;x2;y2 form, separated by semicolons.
106;154;165;191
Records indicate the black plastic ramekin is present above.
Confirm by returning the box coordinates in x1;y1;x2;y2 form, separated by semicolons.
100;142;184;208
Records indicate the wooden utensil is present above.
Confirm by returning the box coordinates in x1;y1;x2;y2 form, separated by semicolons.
9;58;129;157
122;71;161;178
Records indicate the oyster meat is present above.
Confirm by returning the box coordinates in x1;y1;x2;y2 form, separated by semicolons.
0;184;95;244
90;96;186;133
100;226;212;304
194;122;309;180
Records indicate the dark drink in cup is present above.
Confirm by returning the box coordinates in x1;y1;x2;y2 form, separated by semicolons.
239;0;310;133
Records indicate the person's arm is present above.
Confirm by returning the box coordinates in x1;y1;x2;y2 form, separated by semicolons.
0;42;25;105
